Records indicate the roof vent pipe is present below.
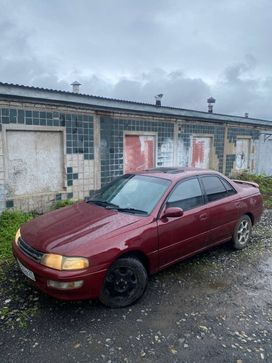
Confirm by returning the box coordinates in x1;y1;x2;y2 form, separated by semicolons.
245;112;249;118
71;81;81;94
207;96;216;113
155;94;163;107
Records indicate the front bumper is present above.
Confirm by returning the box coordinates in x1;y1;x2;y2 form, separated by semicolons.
12;241;107;301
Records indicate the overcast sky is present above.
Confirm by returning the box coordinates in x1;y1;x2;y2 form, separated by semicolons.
1;0;272;119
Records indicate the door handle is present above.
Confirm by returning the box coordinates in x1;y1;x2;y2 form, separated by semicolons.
199;213;208;221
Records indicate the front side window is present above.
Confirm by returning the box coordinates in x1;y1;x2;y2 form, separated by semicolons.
201;176;228;202
167;178;204;211
88;175;170;215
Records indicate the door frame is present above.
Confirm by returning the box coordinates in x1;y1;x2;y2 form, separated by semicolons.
123;131;158;173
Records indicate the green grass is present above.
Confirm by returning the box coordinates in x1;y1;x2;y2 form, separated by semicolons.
0;210;33;263
0;200;75;264
51;199;75;210
234;172;272;208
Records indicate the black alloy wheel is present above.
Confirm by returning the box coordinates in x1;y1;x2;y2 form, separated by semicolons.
99;257;148;308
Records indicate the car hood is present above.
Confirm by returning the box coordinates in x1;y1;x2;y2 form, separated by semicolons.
21;202;147;254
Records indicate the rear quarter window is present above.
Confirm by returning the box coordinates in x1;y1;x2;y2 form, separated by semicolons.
220;178;237;196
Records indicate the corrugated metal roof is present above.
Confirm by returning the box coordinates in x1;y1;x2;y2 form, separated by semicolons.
0;82;272;127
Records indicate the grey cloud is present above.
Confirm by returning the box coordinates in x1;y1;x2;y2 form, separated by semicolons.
211;59;272;119
80;65;272;120
0;0;272;120
80;69;210;110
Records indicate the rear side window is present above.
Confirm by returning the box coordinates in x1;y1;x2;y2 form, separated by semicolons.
201;176;229;202
167;178;204;211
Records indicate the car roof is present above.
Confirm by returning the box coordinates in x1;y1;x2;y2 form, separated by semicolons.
134;167;223;181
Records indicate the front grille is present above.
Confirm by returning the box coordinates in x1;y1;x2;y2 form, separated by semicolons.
18;237;44;263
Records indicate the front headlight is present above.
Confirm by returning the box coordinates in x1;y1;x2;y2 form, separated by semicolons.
15;228;21;245
40;254;89;271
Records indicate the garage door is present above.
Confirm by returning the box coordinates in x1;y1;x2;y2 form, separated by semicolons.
6;130;64;196
190;137;211;168
257;136;272;175
236;138;250;170
124;135;155;173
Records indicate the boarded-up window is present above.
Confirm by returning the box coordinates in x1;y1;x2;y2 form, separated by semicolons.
190;137;211;168
236;138;250;170
124;135;155;173
6;130;64;196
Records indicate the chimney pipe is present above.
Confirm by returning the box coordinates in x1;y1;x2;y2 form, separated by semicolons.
155;94;163;107
207;97;216;113
71;81;81;94
245;112;249;118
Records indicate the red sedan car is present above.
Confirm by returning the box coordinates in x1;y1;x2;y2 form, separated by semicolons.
13;168;263;307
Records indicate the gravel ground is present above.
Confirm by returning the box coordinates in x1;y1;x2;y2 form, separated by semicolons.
1;210;272;363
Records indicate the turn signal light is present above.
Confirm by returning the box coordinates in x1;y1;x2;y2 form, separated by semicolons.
41;254;89;270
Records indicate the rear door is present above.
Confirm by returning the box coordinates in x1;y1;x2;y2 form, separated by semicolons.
157;177;210;269
199;175;239;245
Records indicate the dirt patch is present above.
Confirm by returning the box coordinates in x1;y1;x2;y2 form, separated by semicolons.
1;210;272;362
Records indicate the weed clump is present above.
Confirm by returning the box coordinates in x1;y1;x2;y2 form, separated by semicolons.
51;199;75;210
0;211;33;262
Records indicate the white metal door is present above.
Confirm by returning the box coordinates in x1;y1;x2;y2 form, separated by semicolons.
236;138;250;170
6;130;64;196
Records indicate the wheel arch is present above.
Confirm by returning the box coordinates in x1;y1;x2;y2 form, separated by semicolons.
117;250;150;275
245;212;254;225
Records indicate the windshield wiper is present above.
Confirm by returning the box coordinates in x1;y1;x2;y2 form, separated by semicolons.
116;207;147;215
87;200;147;214
87;200;119;209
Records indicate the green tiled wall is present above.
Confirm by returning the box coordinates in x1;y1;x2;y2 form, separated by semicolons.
179;123;225;172
100;117;175;185
225;127;259;175
0;108;94;160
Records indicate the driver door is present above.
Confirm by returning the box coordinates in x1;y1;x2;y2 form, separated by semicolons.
157;177;210;269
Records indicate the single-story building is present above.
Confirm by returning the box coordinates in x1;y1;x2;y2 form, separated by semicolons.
0;82;272;213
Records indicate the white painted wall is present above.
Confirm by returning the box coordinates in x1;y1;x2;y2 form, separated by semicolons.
177;139;189;167
158;138;174;167
6;130;64;196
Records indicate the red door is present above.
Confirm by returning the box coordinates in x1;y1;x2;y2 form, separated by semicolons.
191;137;211;168
124;135;155;173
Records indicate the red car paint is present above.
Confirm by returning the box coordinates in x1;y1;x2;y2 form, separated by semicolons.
12;168;263;301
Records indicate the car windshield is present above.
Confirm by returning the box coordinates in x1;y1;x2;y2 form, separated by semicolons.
87;174;170;215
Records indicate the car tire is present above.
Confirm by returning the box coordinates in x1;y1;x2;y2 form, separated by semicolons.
99;257;148;308
232;215;252;250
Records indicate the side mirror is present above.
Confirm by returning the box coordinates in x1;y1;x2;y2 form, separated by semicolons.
161;207;184;219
